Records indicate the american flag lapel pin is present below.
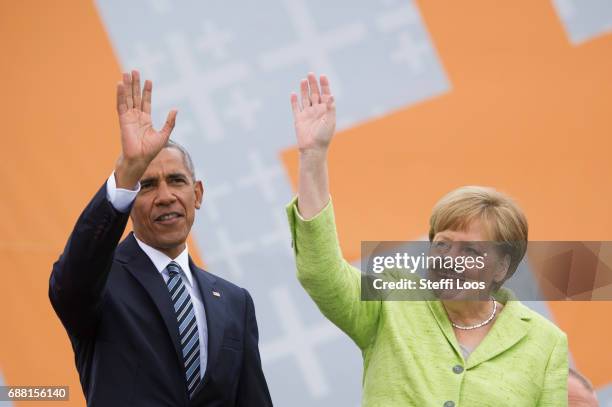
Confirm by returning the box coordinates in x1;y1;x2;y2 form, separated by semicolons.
212;290;221;297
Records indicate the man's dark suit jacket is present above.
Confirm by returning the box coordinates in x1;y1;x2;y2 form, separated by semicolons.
49;183;273;406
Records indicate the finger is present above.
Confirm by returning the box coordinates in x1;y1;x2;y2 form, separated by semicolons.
132;70;142;111
326;94;336;111
142;80;153;114
159;109;178;141
320;74;331;96
122;72;133;109
300;79;310;108
307;72;320;104
116;82;128;115
290;92;301;116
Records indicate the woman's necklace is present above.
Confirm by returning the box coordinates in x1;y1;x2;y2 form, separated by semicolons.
449;298;497;330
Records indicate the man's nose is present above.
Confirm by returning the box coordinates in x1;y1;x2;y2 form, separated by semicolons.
155;182;176;205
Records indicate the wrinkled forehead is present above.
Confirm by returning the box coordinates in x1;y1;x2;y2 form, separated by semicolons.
433;218;493;241
141;148;191;179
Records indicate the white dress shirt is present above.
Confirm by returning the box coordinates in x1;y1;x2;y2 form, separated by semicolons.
105;172;208;380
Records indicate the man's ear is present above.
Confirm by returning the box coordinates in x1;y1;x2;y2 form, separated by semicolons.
194;180;204;209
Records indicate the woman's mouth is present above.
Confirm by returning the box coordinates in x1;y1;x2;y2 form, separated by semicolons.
433;268;467;282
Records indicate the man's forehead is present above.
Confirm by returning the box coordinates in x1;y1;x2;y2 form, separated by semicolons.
142;148;190;178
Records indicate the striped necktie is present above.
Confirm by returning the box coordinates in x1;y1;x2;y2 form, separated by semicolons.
165;261;201;398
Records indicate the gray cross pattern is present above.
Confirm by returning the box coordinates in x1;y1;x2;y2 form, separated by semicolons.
88;0;612;405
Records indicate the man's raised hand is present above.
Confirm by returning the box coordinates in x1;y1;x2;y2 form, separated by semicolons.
115;70;177;189
290;73;336;155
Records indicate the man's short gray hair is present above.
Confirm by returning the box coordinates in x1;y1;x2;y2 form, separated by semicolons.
164;139;196;180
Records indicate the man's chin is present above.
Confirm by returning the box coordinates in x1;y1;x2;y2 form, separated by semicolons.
139;233;188;251
157;236;188;249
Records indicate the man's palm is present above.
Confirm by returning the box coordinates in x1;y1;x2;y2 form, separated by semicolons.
116;71;177;164
119;109;167;162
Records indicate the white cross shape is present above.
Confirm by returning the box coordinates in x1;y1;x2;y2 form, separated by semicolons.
260;285;341;398
237;151;284;203
260;210;292;247
196;20;234;61
202;181;232;222
129;42;166;79
157;32;250;143
376;2;420;33
224;88;262;131
204;227;255;280
258;0;368;96
391;31;429;74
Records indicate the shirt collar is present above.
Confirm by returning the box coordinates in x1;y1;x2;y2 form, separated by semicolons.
134;235;194;287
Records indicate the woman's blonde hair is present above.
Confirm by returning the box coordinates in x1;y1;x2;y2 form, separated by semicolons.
428;186;528;288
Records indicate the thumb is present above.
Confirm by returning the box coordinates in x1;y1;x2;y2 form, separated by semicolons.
159;109;178;141
326;95;336;111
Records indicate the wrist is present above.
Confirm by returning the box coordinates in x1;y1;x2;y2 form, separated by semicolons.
299;148;328;165
115;155;147;190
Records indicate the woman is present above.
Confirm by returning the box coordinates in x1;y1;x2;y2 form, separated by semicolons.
286;73;568;406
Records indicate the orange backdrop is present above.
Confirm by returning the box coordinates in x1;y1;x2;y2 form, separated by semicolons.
1;1;611;406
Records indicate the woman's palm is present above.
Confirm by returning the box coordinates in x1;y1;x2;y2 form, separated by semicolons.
291;74;336;153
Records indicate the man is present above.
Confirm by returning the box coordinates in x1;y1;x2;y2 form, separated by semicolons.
49;70;273;406
569;368;599;407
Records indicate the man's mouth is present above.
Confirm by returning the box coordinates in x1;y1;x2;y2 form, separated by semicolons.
154;212;184;223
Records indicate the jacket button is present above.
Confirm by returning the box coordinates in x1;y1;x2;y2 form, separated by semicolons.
444;401;455;407
452;365;464;374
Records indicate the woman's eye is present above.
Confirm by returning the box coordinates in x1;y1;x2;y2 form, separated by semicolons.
434;241;450;250
465;247;479;255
